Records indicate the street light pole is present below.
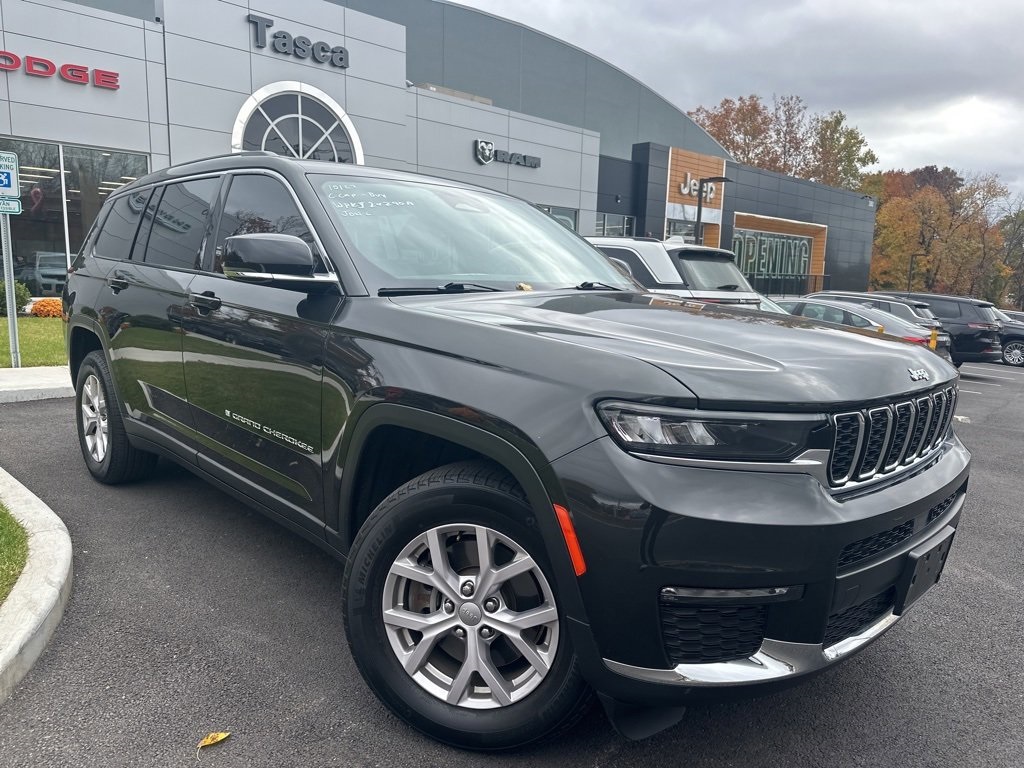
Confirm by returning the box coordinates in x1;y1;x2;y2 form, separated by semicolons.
694;175;731;245
907;252;917;292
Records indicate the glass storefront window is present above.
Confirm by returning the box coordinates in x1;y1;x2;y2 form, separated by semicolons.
63;145;148;257
0;137;147;295
665;219;695;242
595;213;634;237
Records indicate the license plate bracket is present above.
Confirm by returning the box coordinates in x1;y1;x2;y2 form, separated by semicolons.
894;525;956;614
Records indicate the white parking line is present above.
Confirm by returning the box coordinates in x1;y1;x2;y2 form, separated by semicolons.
956;379;1001;387
962;365;1024;377
958;371;1018;380
958;389;984;394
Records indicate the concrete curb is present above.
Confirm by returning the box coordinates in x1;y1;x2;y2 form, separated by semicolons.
0;366;73;404
0;465;73;705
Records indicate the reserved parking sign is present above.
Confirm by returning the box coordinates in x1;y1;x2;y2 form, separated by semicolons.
0;152;20;197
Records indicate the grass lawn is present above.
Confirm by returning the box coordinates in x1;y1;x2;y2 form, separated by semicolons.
0;316;66;368
0;501;29;606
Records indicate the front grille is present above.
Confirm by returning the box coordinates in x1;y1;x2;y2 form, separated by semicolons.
823;587;895;648
927;491;958;524
838;520;914;569
659;600;766;664
829;385;957;490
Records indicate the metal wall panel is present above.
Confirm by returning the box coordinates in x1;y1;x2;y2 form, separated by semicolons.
11;102;150;151
164;34;251;94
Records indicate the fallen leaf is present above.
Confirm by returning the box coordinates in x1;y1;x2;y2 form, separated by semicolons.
196;731;230;761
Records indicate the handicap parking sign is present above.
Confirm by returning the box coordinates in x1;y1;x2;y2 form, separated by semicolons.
0;152;19;198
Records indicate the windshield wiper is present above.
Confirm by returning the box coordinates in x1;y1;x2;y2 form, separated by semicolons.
572;281;622;291
715;284;739;291
378;282;503;297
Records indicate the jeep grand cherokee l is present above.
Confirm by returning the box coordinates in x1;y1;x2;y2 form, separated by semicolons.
63;154;970;749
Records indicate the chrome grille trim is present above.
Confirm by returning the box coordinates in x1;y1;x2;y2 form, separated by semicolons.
856;407;893;479
828;384;958;490
829;412;864;485
882;401;914;471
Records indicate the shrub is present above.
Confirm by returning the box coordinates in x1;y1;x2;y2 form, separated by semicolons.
30;297;63;318
0;281;31;317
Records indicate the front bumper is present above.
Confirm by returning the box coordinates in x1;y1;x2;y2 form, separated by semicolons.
551;434;970;703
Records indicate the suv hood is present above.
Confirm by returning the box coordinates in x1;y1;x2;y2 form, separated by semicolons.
397;291;957;408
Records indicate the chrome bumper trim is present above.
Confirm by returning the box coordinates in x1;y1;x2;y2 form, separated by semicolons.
603;608;901;687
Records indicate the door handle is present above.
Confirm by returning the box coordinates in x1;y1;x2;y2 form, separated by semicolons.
188;291;222;311
107;276;129;293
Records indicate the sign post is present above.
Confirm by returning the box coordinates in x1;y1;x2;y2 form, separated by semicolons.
0;150;22;368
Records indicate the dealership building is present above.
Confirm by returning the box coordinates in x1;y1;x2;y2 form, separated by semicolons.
0;0;876;292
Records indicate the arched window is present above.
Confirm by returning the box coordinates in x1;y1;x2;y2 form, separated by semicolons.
231;81;364;164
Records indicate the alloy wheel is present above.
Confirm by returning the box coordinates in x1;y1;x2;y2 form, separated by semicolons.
1003;341;1024;366
382;524;559;709
81;373;109;463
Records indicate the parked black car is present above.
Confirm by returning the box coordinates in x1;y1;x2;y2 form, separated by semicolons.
880;292;1002;366
64;154;969;749
992;308;1024;366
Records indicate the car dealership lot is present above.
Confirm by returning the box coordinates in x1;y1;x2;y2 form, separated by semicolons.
0;368;1022;767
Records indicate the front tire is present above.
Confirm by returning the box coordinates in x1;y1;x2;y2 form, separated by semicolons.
1002;340;1024;366
343;461;592;750
75;350;157;484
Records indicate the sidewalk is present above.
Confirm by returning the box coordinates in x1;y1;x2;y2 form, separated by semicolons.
0;366;73;404
0;366;75;702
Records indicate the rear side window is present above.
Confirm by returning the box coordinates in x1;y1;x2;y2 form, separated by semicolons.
973;305;999;323
597;247;660;288
846;311;875;328
93;190;151;261
923;298;961;318
140;178;220;270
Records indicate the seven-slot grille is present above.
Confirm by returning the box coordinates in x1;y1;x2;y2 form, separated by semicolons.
828;385;957;488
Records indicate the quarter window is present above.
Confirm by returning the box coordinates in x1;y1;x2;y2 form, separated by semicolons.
94;190;151;261
140;178;220;270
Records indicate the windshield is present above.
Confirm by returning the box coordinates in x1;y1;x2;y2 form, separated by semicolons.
994;308;1012;323
670;251;754;292
311;175;637;292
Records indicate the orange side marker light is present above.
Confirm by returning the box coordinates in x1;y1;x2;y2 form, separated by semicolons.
553;504;587;576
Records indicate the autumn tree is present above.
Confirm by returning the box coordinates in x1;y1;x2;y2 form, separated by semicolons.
868;168;1009;301
689;94;878;190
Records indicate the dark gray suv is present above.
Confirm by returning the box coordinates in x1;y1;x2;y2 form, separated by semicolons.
63;154;970;749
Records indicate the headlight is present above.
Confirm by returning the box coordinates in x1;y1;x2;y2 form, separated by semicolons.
596;401;826;461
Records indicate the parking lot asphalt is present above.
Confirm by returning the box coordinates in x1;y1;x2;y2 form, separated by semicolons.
0;364;1022;768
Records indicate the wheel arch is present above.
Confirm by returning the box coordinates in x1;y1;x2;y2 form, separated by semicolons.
67;318;108;383
336;402;589;622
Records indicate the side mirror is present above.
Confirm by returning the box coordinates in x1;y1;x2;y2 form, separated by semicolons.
222;233;316;281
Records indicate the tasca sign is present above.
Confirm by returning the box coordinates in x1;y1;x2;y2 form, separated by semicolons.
247;14;349;68
474;139;541;168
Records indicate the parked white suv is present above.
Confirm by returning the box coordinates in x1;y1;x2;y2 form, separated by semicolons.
587;236;771;308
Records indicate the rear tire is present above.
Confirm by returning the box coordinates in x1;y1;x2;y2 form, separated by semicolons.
343;461;592;750
1002;340;1024;366
75;350;157;484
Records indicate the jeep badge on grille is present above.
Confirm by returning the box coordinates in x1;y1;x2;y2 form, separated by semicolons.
908;368;930;382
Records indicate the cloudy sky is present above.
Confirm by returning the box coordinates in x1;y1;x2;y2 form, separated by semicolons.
457;0;1024;194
